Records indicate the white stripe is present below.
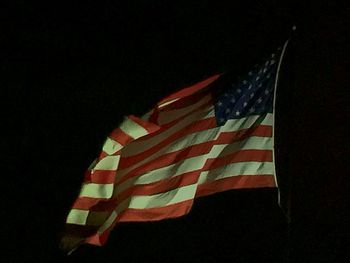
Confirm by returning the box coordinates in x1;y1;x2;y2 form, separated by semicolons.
158;95;212;125
198;161;274;184
121;105;215;157
119;117;148;139
67;210;111;226
209;136;273;157
158;98;180;108
102;137;123;155
93;155;120;171
66;209;89;225
221;113;272;132
121;183;197;209
79;183;114;198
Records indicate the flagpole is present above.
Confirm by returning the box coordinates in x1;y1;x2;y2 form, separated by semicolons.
285;25;297;263
272;25;296;263
272;24;296;208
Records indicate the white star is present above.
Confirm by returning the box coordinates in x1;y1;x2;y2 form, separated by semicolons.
248;84;252;90
217;101;223;106
248;71;253;76
235;111;240;116
257;97;263;103
243;80;247;85
250;93;254;98
237;88;242;93
243;102;248;107
230;97;236;103
263;68;267;73
264;89;269;95
255;76;260;81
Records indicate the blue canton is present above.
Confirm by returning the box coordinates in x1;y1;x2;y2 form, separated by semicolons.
215;49;281;126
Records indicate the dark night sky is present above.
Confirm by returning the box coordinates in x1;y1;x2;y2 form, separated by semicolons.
2;1;349;262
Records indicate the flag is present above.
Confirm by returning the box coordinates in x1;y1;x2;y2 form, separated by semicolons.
61;43;288;253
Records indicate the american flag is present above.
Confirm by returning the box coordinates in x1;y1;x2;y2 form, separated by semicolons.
61;45;287;253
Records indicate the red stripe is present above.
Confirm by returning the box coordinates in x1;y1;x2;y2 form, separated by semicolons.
117;170;200;202
137;101;214;142
72;196;109;210
159;90;211;111
84;170;116;184
98;151;109;159
196;175;276;198
85;233;104;246
72;198;113;211
128;115;160;134
109;128;133;146
82;199;195;247
203;149;272;171
84;170;93;182
157;98;214;126
158;101;213;127
118;199;194;222
85;221;117;247
158;74;221;107
63;224;112;248
216;125;272;144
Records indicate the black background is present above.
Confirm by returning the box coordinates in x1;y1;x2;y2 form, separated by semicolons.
2;1;349;262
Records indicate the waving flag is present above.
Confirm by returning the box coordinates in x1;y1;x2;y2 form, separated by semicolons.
61;42;289;253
